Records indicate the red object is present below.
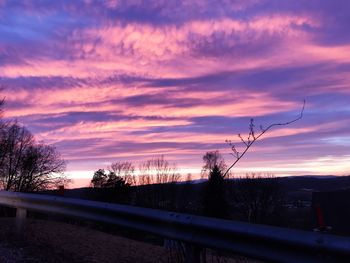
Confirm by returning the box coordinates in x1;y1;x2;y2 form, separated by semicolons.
315;203;325;229
58;185;64;196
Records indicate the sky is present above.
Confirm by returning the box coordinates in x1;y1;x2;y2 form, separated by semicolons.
1;0;350;187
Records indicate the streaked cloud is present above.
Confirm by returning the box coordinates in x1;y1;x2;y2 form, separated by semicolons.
1;0;350;186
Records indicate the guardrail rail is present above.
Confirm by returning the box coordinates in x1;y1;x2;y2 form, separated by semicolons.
0;191;349;262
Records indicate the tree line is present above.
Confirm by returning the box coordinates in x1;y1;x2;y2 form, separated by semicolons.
88;151;284;225
91;155;180;188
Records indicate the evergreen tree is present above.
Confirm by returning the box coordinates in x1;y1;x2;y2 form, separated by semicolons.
202;164;229;219
91;169;107;188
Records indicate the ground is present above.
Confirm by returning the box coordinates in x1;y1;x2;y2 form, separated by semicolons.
0;218;257;263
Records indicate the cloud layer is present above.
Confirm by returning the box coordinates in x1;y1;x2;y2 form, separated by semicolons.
1;0;350;185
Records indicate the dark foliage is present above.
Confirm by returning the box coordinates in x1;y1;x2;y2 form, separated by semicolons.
91;169;130;189
90;169;131;203
201;150;226;179
134;182;182;211
109;161;136;185
202;165;229;219
104;171;131;189
228;175;284;225
91;169;108;188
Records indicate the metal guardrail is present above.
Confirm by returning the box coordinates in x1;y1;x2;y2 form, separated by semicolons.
0;191;349;263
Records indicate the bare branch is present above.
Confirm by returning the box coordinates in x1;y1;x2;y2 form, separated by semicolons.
223;100;305;177
238;133;248;146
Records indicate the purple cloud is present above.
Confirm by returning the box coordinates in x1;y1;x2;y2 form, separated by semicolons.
1;0;350;186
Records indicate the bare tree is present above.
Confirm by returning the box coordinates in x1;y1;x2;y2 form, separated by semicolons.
0;97;4;118
224;100;305;177
136;156;181;210
0;123;35;190
186;173;192;182
138;155;180;185
0;122;9;179
0;122;67;192
153;155;181;184
201;150;227;179
137;167;153;186
17;143;67;191
109;161;136;186
0;95;67;192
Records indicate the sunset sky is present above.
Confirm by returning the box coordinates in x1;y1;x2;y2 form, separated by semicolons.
1;1;350;186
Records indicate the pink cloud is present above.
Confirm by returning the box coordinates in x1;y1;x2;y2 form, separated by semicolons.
2;1;350;186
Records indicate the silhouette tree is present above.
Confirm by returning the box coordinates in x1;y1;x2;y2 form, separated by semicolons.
201;150;226;179
90;169;131;204
138;155;180;185
202;164;229;218
17;143;67;191
0;97;3;117
0;98;7;175
0;97;67;192
91;169;108;188
0;122;67;191
109;161;136;186
200;151;229;219
201;101;305;220
103;171;131;189
91;169;130;189
136;156;181;210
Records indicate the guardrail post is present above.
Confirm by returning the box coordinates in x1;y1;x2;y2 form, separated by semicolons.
184;244;201;263
16;207;27;237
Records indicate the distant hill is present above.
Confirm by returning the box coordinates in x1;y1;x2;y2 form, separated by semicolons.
277;175;350;192
43;175;350;201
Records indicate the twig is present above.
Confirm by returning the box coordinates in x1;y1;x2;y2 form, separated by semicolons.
223;100;305;177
